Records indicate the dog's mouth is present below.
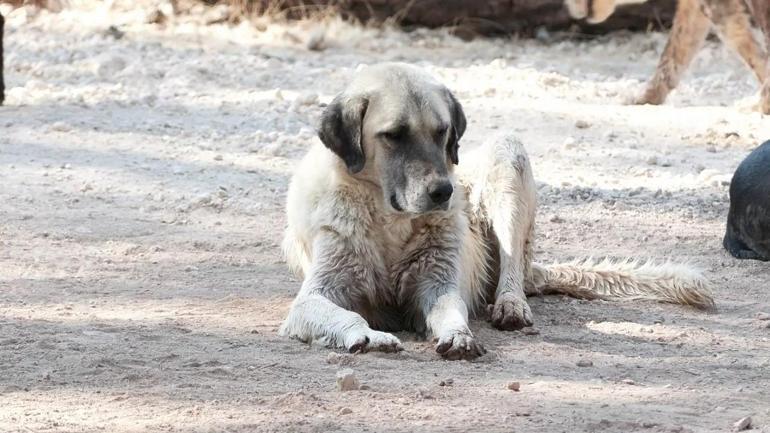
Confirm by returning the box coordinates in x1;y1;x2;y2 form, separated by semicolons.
389;194;404;212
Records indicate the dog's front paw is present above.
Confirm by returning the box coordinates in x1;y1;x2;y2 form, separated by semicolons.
434;330;486;360
345;329;403;354
489;292;533;331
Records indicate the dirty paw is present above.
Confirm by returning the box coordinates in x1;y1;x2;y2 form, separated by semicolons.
434;330;486;360
489;292;533;331
345;329;403;354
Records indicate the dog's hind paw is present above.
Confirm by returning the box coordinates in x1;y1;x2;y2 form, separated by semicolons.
489;292;533;331
434;330;486;360
345;329;403;354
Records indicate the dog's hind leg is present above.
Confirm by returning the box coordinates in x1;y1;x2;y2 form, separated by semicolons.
635;0;712;106
463;134;537;330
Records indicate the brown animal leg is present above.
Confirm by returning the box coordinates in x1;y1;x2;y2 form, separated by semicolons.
706;0;768;94
748;0;770;113
635;0;712;105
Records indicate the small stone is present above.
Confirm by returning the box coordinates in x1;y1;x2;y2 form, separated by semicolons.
732;416;751;432
146;9;166;24
416;388;433;399
213;154;223;161
339;407;353;415
507;381;521;391
562;136;576;150
294;92;319;106
439;378;454;386
646;156;658;166
50;121;70;132
549;214;564;223
336;369;359;391
576;359;593;367
575;120;591;129
534;26;550;41
326;352;354;366
204;4;230;24
621;378;636;385
306;29;326;51
94;55;128;79
522;328;540;336
755;312;770;321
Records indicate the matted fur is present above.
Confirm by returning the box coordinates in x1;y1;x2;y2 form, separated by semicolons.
280;63;714;360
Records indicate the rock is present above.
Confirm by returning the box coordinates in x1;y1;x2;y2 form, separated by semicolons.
146;8;166;24
522;328;540;336
646;155;658;166
50;121;70;132
549;214;564;223
306;29;326;51
339;407;353;415
563;136;577;150
620;378;636;385
416;388;433;399
336;369;359;391
507;381;521;391
205;4;230;24
534;26;550;41
755;312;770;321
294;92;319;107
439;378;454;386
94;56;128;79
575;120;591;129
326;352;354;366
576;359;593;367
732;416;751;432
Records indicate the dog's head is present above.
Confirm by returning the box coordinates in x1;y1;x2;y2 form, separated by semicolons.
318;63;466;215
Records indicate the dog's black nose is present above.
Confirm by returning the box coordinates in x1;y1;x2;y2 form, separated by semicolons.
428;181;453;205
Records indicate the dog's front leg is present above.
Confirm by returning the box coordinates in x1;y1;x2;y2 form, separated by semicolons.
280;231;402;353
400;221;486;360
425;291;486;360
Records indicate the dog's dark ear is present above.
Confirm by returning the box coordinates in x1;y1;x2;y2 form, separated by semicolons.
445;90;466;165
318;94;369;174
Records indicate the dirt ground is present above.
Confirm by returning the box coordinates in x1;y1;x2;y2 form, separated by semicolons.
1;2;769;432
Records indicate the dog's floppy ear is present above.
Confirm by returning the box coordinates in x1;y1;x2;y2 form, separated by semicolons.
318;94;369;174
445;90;466;165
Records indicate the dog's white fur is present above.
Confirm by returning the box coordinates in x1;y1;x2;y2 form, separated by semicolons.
280;63;714;359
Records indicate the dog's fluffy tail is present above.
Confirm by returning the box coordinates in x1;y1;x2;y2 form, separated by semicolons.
529;258;715;310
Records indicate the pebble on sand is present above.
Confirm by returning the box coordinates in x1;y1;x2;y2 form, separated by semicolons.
576;359;593;367
336;369;360;392
507;381;521;391
732;416;751;432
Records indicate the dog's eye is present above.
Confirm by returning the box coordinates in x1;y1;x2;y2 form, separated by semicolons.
381;129;406;142
435;126;448;139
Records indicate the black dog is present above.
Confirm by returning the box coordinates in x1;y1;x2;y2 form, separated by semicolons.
1;12;4;105
724;140;770;261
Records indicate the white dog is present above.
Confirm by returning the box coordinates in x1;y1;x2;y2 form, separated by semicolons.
279;63;714;360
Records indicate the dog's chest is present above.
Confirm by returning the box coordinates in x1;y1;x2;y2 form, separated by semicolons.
370;214;417;266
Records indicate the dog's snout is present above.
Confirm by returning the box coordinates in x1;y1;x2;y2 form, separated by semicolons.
428;181;453;205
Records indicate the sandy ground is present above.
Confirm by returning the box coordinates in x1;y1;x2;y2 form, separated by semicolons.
1;2;770;432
